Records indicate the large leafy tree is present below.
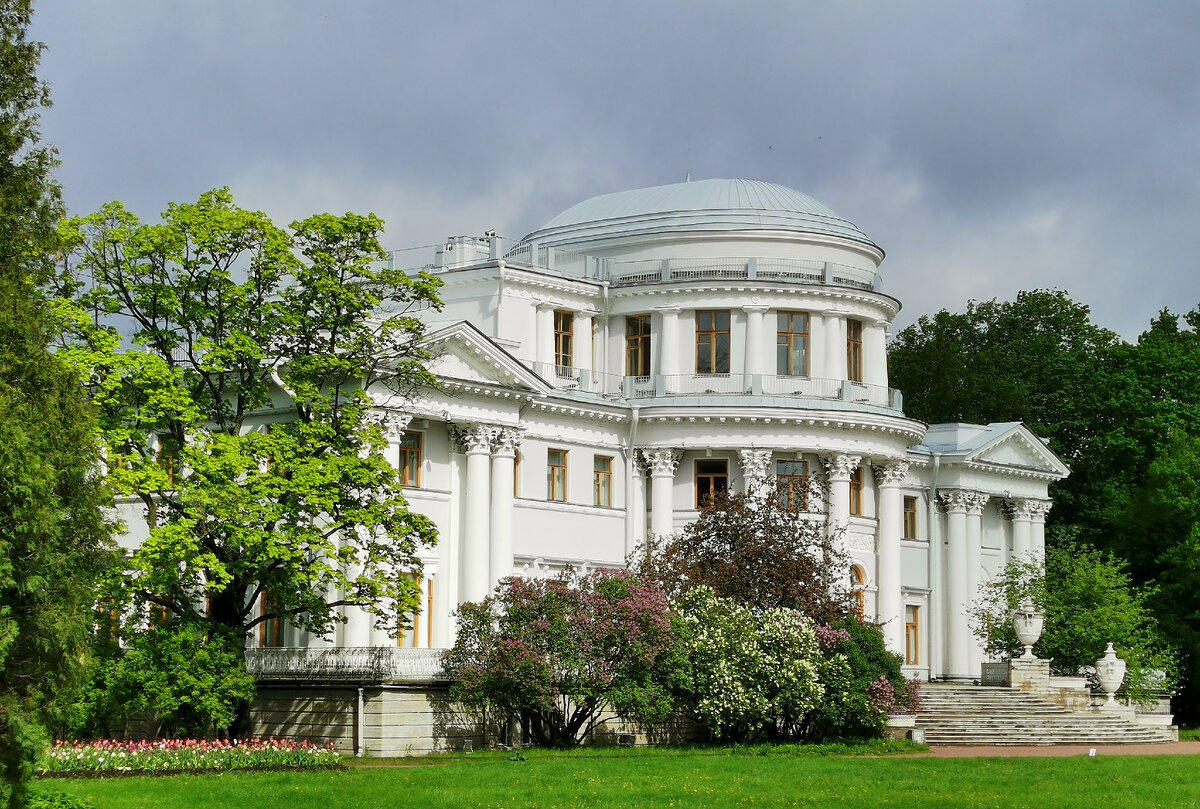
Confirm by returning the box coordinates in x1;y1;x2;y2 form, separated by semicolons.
0;1;114;805
53;189;443;729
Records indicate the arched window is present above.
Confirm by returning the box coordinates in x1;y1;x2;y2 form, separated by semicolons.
850;565;866;619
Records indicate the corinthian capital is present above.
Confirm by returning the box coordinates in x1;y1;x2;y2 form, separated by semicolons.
937;489;973;513
872;458;910;487
450;422;496;454
823;453;861;482
491;427;522;456
638;448;681;476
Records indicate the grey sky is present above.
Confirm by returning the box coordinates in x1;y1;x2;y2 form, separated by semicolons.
32;1;1200;338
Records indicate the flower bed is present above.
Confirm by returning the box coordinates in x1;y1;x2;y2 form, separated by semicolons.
39;738;342;776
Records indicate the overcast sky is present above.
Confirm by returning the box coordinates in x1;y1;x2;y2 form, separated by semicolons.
32;1;1200;339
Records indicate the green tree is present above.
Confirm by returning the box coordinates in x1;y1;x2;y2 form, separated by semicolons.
0;1;114;805
53;189;443;732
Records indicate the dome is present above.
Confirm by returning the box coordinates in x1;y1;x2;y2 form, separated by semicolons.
521;178;879;251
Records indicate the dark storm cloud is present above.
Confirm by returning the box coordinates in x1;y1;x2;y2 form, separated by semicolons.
32;1;1200;337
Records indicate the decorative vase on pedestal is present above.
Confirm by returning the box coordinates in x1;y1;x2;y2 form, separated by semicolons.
1096;642;1127;708
1012;600;1044;660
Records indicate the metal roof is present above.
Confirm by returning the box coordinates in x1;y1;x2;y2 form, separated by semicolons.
522;178;879;250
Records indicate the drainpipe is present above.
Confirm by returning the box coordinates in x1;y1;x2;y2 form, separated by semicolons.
355;687;365;757
927;453;942;681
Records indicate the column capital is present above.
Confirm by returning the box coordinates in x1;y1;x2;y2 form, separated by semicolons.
823;453;861;482
490;426;522;457
638;448;681;477
450;422;496;454
535;300;560;312
1003;497;1044;521
653;304;681;314
738;449;774;497
375;410;413;441
965;491;990;515
872;458;910;487
741;303;771;313
937;489;973;513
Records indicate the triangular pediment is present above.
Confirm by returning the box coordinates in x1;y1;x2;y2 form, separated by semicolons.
421;321;552;393
968;424;1070;478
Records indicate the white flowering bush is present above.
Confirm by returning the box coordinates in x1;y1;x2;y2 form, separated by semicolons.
674;587;823;741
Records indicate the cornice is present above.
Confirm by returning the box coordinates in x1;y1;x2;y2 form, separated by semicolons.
607;283;900;316
630;406;925;443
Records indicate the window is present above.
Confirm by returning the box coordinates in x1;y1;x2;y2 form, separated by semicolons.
626;315;652;376
903;496;919;539
547;449;568;502
398;431;421;487
847;319;863;383
905;605;920;665
594;456;613;507
776;312;809;376
156;437;179;486
850;566;866;619
554;310;574;371
694;459;728;507
696;310;731;374
398;575;435;649
776;459;808;511
258;593;283;648
849;467;864;516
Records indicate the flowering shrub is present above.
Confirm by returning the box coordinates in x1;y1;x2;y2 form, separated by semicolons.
674;587;824;742
444;570;683;747
38;737;341;775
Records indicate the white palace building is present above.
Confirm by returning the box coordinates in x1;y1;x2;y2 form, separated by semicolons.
210;178;1073;750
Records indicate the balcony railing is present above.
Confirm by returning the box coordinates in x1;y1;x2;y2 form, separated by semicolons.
528;363;903;410
386;236;883;293
246;647;449;683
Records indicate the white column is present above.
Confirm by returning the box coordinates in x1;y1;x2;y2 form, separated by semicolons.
576;310;594;378
1008;499;1035;562
488;428;520;591
873;460;909;656
864;319;889;387
454;424;494;604
1030;500;1050;566
824;313;846;380
656;306;681;379
941;491;971;680
965;491;988;677
535;302;555;370
626;453;648;557
742;305;769;377
824;453;860;535
738;449;773;500
642;449;681;539
341;533;372;647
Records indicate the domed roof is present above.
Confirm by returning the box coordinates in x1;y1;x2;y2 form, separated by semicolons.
522;178;878;250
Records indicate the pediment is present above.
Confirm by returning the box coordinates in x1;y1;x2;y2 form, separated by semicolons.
967;425;1070;478
421;321;552;393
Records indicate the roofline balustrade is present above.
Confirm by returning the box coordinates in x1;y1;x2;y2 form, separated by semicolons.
246;647;449;683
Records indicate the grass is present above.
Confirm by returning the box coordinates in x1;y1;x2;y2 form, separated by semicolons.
39;745;1200;809
1180;727;1198;742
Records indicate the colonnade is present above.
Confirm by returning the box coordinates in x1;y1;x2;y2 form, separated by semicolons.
451;423;522;604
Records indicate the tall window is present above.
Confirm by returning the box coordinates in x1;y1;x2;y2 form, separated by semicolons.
594;456;613;507
397;575;435;649
903;496;919;539
776;312;809;376
850;566;866;619
905;605;920;665
258;593;283;648
398;431;422;487
849;467;864;516
554;310;574;370
547;449;568;502
696;310;731;374
846;318;863;383
776;459;808;510
626;315;652;377
695;459;728;507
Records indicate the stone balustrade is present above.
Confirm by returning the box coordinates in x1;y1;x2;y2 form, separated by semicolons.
245;647;449;683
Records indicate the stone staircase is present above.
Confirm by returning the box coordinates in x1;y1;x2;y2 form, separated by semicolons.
915;683;1177;745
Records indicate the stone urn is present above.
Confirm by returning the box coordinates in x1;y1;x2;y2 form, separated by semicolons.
1012;600;1044;660
1095;642;1127;708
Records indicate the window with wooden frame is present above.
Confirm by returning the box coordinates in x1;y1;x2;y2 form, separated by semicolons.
593;456;613;507
547;449;568;502
905;605;920;665
846;318;864;383
695;310;731;374
903;496;919;539
776;459;808;511
554;310;574;371
776;311;810;376
625;314;652;377
397;575;435;649
850;566;866;619
155;437;180;487
258;593;283;648
513;450;521;497
398;431;422;487
849;466;864;516
694;459;729;508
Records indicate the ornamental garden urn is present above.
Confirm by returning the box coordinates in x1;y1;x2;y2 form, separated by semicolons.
1096;642;1127;708
1012;600;1044;660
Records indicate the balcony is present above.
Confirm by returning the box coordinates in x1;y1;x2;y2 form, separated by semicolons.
528;363;903;411
246;647;449;683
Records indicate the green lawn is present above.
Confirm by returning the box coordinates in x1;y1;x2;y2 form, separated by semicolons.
40;748;1200;809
